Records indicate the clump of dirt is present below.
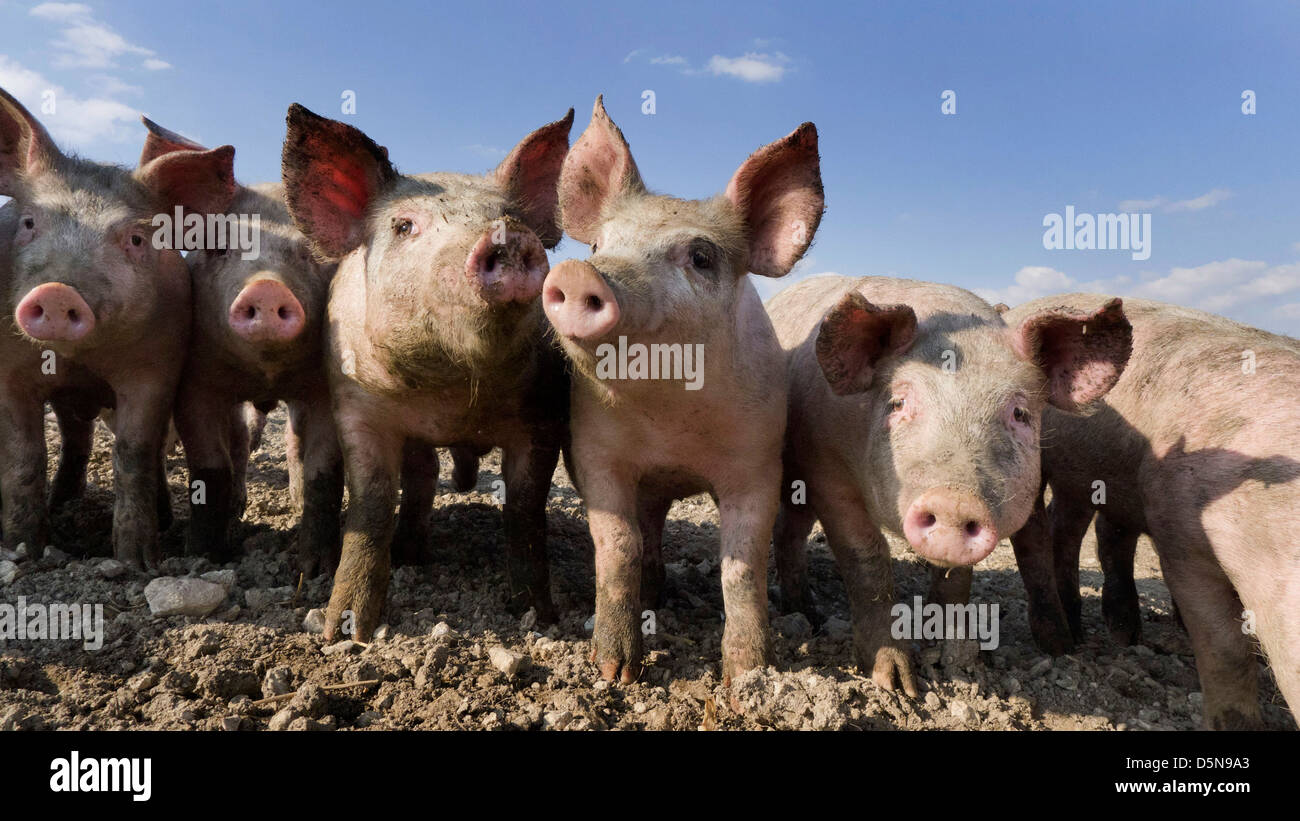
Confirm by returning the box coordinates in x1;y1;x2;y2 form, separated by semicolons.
0;409;1291;731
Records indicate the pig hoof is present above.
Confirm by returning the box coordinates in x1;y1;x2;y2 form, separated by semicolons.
865;644;918;698
589;629;643;684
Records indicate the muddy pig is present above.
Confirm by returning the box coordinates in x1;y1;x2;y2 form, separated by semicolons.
134;117;345;573
767;276;1131;694
0;87;234;567
281;103;573;640
1005;294;1300;729
541;97;824;683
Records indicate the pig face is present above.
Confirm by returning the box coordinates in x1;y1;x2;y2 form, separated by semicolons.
817;292;1132;566
545;97;823;389
187;183;333;366
280;104;573;379
0;88;235;359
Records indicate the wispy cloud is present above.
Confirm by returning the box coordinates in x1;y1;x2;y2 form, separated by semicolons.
0;54;138;146
30;2;171;71
465;143;507;160
1118;188;1232;213
624;47;793;83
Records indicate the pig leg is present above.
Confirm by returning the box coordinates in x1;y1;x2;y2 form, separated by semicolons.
773;493;819;623
49;397;93;512
637;494;672;611
717;484;776;683
1010;495;1075;655
393;440;437;566
817;489;918;696
108;383;172;570
449;445;481;492
585;468;644;683
1095;512;1142;645
928;565;973;607
324;424;402;642
285;401;306;513
228;404;251;520
502;444;559;622
155;450;173;534
175;388;236;561
293;397;344;579
1159;551;1262;729
0;393;50;554
1047;493;1092;642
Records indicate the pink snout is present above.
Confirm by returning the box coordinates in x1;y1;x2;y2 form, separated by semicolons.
542;260;620;341
228;279;305;343
14;283;96;342
466;227;549;304
902;489;999;566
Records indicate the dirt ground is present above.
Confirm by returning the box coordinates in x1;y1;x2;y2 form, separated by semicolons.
0;407;1292;731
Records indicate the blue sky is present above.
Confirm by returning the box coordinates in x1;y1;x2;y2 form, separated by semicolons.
3;0;1299;334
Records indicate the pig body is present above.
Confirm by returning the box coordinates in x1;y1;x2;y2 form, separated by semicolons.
281;104;573;641
174;178;343;572
542;98;826;683
1005;295;1300;729
0;88;234;567
768;275;1132;695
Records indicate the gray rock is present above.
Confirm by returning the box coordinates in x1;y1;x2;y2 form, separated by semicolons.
949;700;979;724
430;621;455;640
488;646;529;678
322;640;359;656
822;616;852;640
268;708;299;731
262;666;294;698
220;716;243;732
0;560;19;586
245;587;293;610
200;569;236;591
98;559;128;580
302;608;327;634
772;612;813;640
144;577;227;617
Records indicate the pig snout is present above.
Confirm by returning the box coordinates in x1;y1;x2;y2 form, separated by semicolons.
15;282;96;342
466;227;548;304
902;488;999;566
543;260;620;341
228;279;305;343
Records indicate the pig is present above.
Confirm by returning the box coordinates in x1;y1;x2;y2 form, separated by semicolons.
541;97;825;683
766;276;1132;695
1004;295;1300;729
0;87;235;567
281;103;573;640
137;116;345;573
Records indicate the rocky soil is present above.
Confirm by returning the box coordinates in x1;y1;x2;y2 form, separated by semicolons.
0;408;1292;731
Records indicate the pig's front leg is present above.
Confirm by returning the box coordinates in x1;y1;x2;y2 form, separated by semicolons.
1009;495;1075;655
0;390;50;554
502;443;559;622
392;440;437;566
109;381;173;570
294;396;344;579
325;421;402;642
773;492;819;622
583;467;643;683
637;495;672;611
717;483;777;684
49;396;94;512
227;403;252;519
449;444;481;492
1047;493;1092;642
174;386;236;561
817;489;918;697
1095;512;1142;645
285;401;306;512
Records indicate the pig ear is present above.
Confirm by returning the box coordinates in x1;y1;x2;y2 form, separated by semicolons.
816;291;917;396
0;86;62;195
136;144;237;215
559;96;645;244
725;122;824;278
139;116;207;166
281;103;397;260
493;108;574;249
1012;297;1133;412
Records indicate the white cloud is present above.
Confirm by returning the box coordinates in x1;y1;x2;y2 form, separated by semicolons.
465;143;507;160
0;55;139;146
1118;189;1232;213
650;55;688;66
30;2;170;71
706;52;790;83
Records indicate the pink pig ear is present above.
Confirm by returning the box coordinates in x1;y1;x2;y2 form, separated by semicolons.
0;85;62;195
725;122;824;277
281;103;397;260
136;144;237;216
816;291;917;395
139;116;208;166
493;108;573;249
559;96;645;244
1012;297;1133;412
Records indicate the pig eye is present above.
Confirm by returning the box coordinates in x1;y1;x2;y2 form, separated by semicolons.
393;218;416;238
690;248;713;270
130;234;144;247
22;216;35;231
1013;407;1030;424
888;397;906;413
